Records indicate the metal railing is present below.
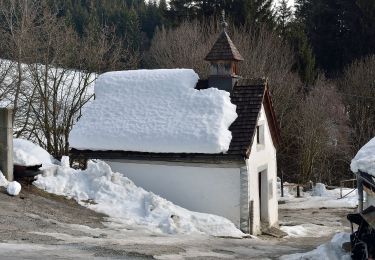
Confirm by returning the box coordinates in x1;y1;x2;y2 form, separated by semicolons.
340;178;357;198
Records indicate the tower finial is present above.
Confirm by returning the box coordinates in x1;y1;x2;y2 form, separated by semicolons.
221;10;228;31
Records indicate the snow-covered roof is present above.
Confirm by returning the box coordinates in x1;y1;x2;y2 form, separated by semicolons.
69;69;238;154
351;137;375;177
13;138;54;167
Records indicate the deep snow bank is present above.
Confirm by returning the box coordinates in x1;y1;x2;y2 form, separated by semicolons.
351;137;375;177
69;69;238;153
34;160;244;237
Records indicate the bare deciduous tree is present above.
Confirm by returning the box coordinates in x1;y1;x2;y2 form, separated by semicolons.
338;55;375;153
293;76;350;184
0;0;136;156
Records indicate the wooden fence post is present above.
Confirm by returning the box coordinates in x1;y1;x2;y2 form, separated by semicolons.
281;170;284;198
357;175;363;213
0;108;13;181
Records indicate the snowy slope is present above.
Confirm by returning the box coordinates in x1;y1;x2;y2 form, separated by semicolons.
351;136;375;177
69;69;238;154
34;159;244;237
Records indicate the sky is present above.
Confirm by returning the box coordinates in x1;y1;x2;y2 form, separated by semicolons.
158;0;296;9
274;0;296;8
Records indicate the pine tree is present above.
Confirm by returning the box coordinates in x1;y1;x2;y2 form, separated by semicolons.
288;22;316;86
168;0;275;28
296;0;375;74
242;0;275;28
276;0;293;36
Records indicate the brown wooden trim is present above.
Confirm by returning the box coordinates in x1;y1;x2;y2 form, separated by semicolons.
263;84;281;147
70;149;245;164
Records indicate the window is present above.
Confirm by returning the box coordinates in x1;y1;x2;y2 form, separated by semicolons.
256;124;265;146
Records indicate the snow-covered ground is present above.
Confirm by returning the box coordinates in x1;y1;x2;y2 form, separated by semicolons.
278;181;358;210
69;69;238;153
281;232;351;260
275;179;355;259
280;223;344;238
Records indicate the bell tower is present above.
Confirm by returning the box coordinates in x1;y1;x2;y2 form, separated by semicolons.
204;11;244;92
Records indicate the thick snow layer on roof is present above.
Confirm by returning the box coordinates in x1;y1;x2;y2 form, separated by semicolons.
34;159;244;237
69;69;238;153
351;137;375;177
13;139;53;167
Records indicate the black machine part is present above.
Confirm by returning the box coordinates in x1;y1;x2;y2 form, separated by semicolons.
347;207;375;260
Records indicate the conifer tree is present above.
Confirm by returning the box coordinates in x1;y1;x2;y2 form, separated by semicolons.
275;0;293;36
296;0;375;74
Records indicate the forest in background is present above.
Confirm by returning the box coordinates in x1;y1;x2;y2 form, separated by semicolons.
0;0;374;185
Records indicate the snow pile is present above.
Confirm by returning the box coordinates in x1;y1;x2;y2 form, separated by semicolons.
69;69;238;153
0;172;8;186
13;139;54;167
351;137;375;177
312;183;328;197
0;172;21;196
7;181;21;196
34;160;244;237
280;232;351;260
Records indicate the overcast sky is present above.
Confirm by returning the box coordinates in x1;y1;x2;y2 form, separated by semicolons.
273;0;295;9
158;0;296;10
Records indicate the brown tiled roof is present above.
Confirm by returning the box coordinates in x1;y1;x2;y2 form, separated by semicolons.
71;78;280;163
227;79;265;157
205;31;244;62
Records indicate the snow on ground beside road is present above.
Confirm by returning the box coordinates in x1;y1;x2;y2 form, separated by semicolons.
278;182;358;210
34;159;244;238
278;182;355;238
351;136;375;177
280;223;343;238
69;69;238;154
280;232;351;260
13;138;54;167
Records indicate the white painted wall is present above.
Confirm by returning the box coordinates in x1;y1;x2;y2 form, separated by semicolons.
246;104;278;234
105;160;242;227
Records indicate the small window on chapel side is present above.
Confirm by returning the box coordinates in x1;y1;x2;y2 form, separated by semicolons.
256;124;265;146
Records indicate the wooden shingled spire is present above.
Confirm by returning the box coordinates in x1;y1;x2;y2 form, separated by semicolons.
205;10;244;62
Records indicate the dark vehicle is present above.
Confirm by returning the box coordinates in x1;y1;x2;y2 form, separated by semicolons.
348;171;375;260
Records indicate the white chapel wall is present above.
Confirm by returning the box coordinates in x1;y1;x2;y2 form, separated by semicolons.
246;104;278;234
105;160;242;227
